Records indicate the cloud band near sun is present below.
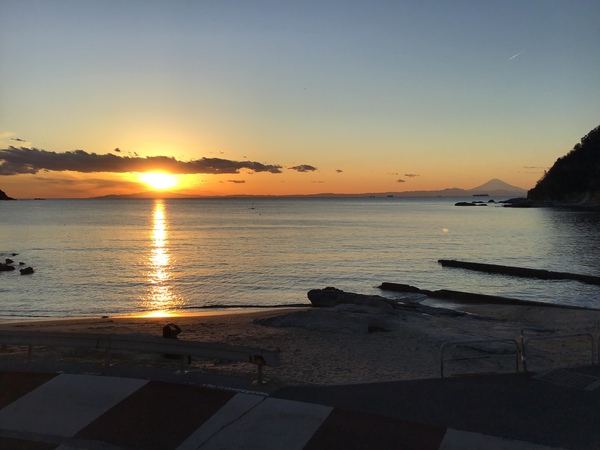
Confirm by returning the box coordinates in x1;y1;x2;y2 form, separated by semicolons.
0;147;313;176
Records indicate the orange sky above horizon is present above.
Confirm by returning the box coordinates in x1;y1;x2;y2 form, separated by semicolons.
1;1;599;199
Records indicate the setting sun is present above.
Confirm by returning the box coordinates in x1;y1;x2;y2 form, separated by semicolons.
139;172;178;190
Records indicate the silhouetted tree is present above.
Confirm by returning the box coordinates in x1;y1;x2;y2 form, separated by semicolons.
528;125;600;203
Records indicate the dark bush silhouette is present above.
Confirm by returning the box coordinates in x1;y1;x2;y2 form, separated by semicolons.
0;188;15;200
528;125;600;203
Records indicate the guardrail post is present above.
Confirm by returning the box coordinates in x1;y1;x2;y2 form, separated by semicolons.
440;342;447;378
522;330;594;371
520;330;528;372
257;363;264;385
251;355;266;384
440;339;519;378
104;338;112;367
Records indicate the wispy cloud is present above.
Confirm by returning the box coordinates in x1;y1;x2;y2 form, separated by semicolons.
0;147;287;176
396;178;405;183
404;173;419;177
288;164;317;172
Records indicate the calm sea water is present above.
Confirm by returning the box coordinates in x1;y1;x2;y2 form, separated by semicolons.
1;197;599;318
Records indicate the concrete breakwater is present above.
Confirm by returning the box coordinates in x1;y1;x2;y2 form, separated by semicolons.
438;259;600;286
378;282;597;310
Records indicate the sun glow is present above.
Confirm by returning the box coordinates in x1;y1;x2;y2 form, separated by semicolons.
139;172;178;190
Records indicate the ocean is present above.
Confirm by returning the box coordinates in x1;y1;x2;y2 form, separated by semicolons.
1;197;599;319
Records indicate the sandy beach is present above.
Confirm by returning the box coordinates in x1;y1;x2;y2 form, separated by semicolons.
1;303;599;387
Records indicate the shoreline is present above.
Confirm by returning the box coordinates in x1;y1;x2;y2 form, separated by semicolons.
0;305;312;325
1;305;599;386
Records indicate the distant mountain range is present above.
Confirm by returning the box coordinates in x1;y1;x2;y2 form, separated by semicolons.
360;178;527;198
93;178;527;199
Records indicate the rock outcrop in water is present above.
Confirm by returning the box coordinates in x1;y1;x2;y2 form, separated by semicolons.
255;287;468;334
0;263;16;272
308;287;396;312
308;287;466;316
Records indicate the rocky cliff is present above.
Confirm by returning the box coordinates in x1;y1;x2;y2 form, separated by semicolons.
0;188;15;200
528;125;600;204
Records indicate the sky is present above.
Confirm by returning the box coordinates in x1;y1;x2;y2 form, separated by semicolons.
1;0;599;198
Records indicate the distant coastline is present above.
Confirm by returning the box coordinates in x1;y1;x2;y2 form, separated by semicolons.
91;179;527;200
92;190;526;200
1;178;528;200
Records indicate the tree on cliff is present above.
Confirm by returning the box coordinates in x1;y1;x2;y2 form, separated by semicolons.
528;125;600;203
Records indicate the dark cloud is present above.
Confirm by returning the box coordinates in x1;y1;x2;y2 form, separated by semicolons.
404;173;419;177
288;164;317;172
396;178;405;183
11;138;26;142
0;147;284;176
387;172;399;176
335;169;343;173
114;148;121;153
228;180;246;184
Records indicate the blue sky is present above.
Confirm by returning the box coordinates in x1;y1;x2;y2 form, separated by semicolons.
1;0;598;197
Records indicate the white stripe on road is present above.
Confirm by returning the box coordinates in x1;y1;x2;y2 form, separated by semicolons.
0;373;147;437
198;397;333;450
440;428;569;450
177;393;265;450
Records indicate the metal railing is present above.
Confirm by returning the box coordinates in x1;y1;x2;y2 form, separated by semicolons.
0;330;280;384
521;330;594;373
441;330;598;378
440;339;520;377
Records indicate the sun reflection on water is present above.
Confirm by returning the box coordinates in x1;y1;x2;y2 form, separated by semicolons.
144;200;178;314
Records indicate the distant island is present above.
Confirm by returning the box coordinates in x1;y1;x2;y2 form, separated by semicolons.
93;178;527;200
527;124;600;205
